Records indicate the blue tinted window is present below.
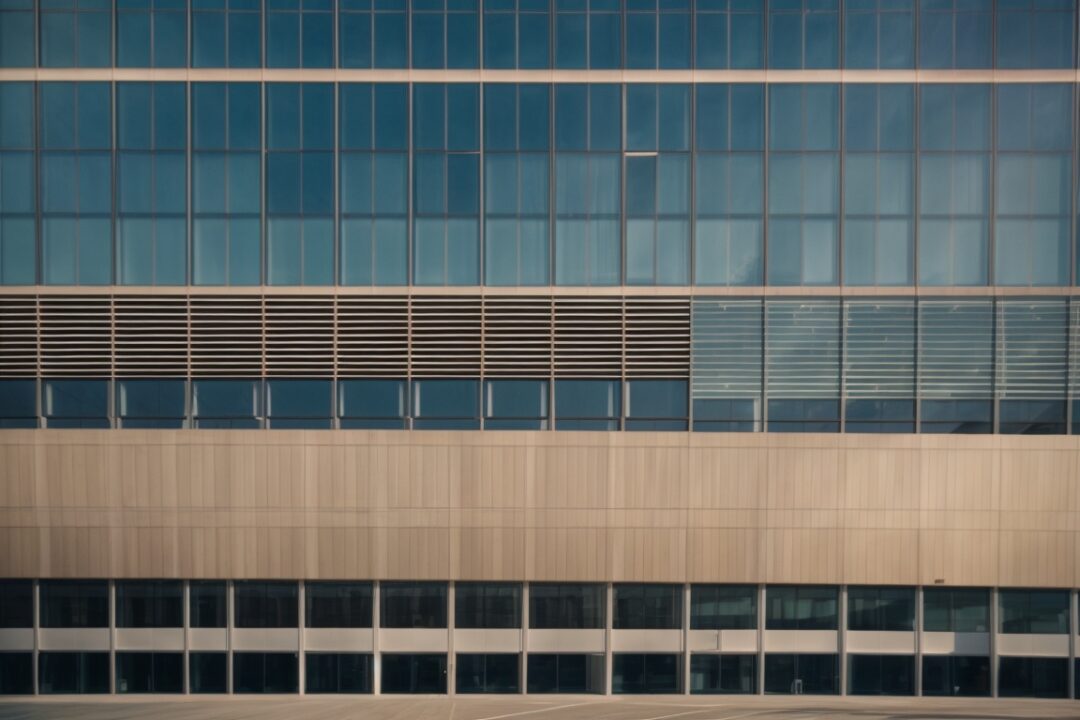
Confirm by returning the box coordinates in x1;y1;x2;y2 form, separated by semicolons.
554;379;620;430
696;2;763;69
844;0;913;69
484;379;549;429
0;1;35;67
192;379;262;428
338;379;407;429
41;0;112;67
117;0;187;67
43;379;110;428
625;379;688;431
267;379;332;428
769;0;838;69
116;379;186;428
918;0;992;68
412;1;478;69
0;83;36;284
484;1;549;69
0;379;37;428
412;379;480;429
996;0;1075;69
193;0;262;68
267;0;333;67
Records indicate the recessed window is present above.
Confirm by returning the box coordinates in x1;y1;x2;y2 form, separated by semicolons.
613;584;682;630
612;654;681;694
456;654;519;694
847;654;915;696
305;582;373;628
764;654;839;695
921;655;990;697
529;583;604;629
765;586;838;631
39;580;108;628
923;588;990;633
689;654;756;694
234;581;298;629
526;654;605;694
190;652;227;694
847;586;914;632
38;652;110;694
305;653;373;694
190;581;227;629
381;654;447;694
233;652;299;693
380;582;447;629
116;652;183;694
115;580;183;628
455;582;521;629
690;585;756;630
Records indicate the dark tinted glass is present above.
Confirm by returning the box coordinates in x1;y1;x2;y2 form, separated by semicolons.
0;581;33;628
116;379;185;428
380;582;447;628
484;380;548;429
39;580;108;628
612;654;681;694
999;589;1069;634
527;654;605;694
235;582;298;628
921;655;991;697
267;379;332;428
43;379;109;428
765;586;838;630
306;582;373;628
116;652;184;693
338;379;407;429
455;583;521;629
0;653;33;695
613;584;682;629
381;653;447;693
554;379;621;430
529;583;604;629
847;587;914;631
193;379;261;428
689;654;756;694
0;381;37;427
190;652;227;694
998;657;1068;698
412;379;480;429
923;588;990;632
115;580;183;628
763;654;839;695
190;581;227;628
233;652;299;693
456;653;520;693
690;585;756;630
625;379;688;431
305;653;373;693
847;654;915;695
38;652;110;694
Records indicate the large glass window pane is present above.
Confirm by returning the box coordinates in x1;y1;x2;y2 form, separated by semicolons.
690;654;756;694
999;590;1069;634
456;654;520;693
613;584;682;630
42;379;110;428
690;585;756;630
847;587;914;631
625;379;688;431
918;0;991;68
0;380;37;428
116;652;183;694
235;582;298;629
527;654;605;693
612;654;681;694
233;652;299;693
554;379;621;430
998;657;1068;698
848;654;915;695
923;588;990;633
190;581;226;628
529;583;604;629
338;379;407;429
306;582;373;628
266;379;332;429
921;655;990;696
192;379;262;428
382;654;447;693
40;581;108;628
484;380;548;429
412;379;480;430
116;379;185;428
765;301;840;432
190;652;227;694
844;0;913;68
765;586;838;630
0;653;33;695
764;654;839;694
305;653;373;694
38;652;110;694
0;581;32;628
996;0;1075;69
116;581;183;628
381;582;447;628
456;583;521;629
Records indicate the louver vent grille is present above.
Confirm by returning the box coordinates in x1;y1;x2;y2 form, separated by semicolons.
265;297;334;376
484;297;552;377
553;297;623;377
190;296;263;377
691;299;762;399
843;300;916;399
919;300;994;399
39;296;112;376
625;298;691;377
997;299;1068;399
114;296;188;376
0;297;38;376
337;297;408;377
411;297;482;377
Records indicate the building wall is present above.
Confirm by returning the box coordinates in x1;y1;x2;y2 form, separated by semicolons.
2;429;1077;588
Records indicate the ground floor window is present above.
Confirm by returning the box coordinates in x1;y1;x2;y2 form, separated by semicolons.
305;653;373;694
39;652;110;694
233;652;299;693
921;656;990;697
190;652;227;694
847;655;914;696
764;654;839;695
998;657;1067;698
116;652;183;693
526;654;605;694
689;654;756;694
0;653;33;695
381;653;447;694
456;653;519;694
612;654;681;694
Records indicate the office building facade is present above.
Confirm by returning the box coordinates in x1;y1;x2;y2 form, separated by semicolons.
3;0;1080;699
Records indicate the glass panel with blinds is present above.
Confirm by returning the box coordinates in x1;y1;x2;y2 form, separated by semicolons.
843;300;916;433
692;299;762;432
996;299;1067;434
766;300;841;432
918;300;994;433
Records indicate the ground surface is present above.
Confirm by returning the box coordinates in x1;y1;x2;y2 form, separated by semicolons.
2;696;1080;720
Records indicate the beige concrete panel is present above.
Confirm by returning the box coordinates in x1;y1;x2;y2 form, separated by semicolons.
686;528;762;584
843;449;920;510
527;528;609;581
842;529;919;585
608;528;687;582
766;448;842;511
918;530;999;586
688;446;767;509
764;528;842;584
998;531;1074;588
920;447;999;512
999;450;1076;513
452;527;526;580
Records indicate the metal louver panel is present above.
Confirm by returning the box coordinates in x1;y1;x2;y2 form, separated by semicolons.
766;300;841;398
918;300;993;399
337;296;408;377
189;296;263;377
410;296;482;377
1071;300;1080;398
625;298;690;377
0;297;38;376
843;300;916;399
265;296;334;376
39;296;112;376
483;297;552;377
553;297;622;377
996;299;1067;399
691;299;762;399
113;296;188;376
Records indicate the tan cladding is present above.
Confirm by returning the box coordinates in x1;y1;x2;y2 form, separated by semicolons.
1;430;1079;588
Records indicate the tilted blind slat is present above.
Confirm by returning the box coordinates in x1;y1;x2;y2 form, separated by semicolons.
766;300;840;398
691;299;763;399
918;300;994;399
843;300;916;399
996;299;1067;399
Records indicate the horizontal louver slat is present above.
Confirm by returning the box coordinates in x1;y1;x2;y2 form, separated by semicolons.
691;299;762;399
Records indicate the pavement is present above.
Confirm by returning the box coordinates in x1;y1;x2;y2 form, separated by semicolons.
2;696;1080;720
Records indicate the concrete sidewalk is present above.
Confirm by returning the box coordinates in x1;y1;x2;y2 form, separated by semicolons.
2;695;1079;720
